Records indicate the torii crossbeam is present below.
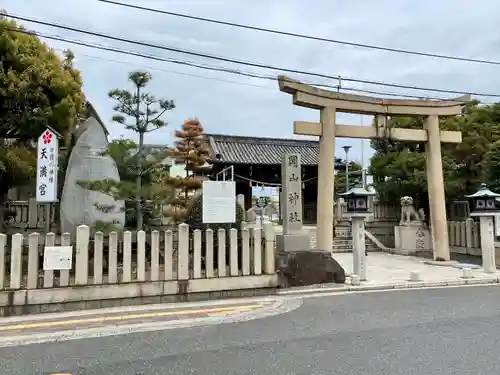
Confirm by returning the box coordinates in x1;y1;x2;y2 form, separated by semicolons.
278;75;470;261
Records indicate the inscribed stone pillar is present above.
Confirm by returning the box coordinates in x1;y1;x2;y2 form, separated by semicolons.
276;153;310;252
351;217;367;280
424;115;450;261
479;216;496;273
316;107;336;250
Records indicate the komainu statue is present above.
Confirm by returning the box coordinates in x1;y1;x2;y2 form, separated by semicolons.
399;196;425;226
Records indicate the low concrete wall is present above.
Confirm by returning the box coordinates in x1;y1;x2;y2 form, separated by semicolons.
0;275;278;317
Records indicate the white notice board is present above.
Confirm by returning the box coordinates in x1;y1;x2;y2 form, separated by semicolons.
43;246;73;270
202;181;236;223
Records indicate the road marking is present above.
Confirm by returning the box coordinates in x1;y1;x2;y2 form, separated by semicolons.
0;304;266;332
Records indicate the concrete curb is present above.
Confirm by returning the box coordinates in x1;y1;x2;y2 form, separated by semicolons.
277;277;500;297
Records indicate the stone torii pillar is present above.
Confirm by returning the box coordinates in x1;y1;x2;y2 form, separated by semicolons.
278;75;469;261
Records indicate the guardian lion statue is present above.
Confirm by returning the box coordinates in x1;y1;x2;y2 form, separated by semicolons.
399;196;425;226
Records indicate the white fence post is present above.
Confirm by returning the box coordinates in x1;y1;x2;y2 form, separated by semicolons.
75;225;90;285
122;231;132;282
217;229;226;277
137;230;146;282
27;233;39;289
151;230;160;281
230;228;239;276
60;232;71;286
164;230;173;280
94;231;104;285
263;222;276;274
10;233;23;289
241;227;250;276
0;234;5;290
193;230;202;279
205;229;214;278
177;224;190;280
43;232;55;288
108;231;118;284
252;229;262;275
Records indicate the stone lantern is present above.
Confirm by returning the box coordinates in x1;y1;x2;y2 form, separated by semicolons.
465;184;500;273
339;185;375;281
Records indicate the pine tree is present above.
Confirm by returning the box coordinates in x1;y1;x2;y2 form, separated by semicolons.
166;119;210;221
78;71;175;229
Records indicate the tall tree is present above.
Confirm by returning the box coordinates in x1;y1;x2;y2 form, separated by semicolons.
167;119;210;221
0;15;86;229
107;71;175;229
369;102;500;215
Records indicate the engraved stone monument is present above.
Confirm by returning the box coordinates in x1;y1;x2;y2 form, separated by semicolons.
276;153;310;252
60;117;125;235
277;153;345;287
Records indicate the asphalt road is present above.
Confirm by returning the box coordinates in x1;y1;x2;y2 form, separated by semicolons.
2;285;500;375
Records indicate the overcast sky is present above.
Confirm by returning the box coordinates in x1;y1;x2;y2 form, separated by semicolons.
2;0;500;166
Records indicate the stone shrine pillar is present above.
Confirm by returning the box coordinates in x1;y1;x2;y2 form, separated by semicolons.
478;216;496;273
425;115;450;261
276;153;310;252
351;217;367;280
316;107;336;250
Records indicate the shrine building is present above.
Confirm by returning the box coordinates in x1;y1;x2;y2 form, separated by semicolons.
204;133;343;224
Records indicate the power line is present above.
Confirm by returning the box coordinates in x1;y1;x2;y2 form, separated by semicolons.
59;46;476;101
54;48;274;90
98;0;500;67
6;13;500;98
23;28;491;102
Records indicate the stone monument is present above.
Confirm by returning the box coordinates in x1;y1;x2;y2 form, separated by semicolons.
60;117;125;235
276;153;310;252
394;196;431;255
277;153;346;286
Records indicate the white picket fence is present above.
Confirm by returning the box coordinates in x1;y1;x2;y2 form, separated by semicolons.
0;223;277;313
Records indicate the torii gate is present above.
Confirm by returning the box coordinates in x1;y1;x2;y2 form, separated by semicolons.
278;76;469;261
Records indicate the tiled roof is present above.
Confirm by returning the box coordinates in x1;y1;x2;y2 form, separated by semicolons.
205;133;322;165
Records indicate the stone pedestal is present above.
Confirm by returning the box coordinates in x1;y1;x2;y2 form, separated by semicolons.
352;217;367;280
277;250;346;287
276;233;310;253
479;216;496;273
394;225;431;255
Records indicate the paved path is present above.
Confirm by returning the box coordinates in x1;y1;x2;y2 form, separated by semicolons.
2;285;500;374
334;252;500;284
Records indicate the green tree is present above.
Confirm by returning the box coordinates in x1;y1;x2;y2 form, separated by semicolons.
79;138;175;230
335;160;363;198
102;71;175;229
0;15;85;229
369;102;500;215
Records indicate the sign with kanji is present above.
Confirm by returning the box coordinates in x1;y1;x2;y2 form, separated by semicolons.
36;128;59;202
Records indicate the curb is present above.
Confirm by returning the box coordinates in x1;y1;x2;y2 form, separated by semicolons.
277;277;500;297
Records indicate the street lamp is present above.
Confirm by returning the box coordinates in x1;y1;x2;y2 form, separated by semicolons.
342;145;352;192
